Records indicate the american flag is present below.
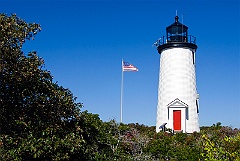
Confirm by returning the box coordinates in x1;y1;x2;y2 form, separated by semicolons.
122;61;138;72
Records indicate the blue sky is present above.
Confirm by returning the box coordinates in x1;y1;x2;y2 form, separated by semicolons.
1;0;239;128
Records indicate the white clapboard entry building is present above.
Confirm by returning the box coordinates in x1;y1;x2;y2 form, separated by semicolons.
155;16;200;133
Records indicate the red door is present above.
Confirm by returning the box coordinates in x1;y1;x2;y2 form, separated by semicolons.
173;110;181;130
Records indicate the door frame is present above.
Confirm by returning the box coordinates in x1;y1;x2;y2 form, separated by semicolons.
167;98;188;133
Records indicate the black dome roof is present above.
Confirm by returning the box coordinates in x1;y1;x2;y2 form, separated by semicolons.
166;16;188;34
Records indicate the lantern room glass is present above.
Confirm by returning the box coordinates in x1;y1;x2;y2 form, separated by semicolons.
166;16;188;43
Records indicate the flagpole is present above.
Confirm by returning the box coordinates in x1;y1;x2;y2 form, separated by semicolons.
120;59;124;123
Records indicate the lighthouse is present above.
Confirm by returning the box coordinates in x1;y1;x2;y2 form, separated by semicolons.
155;16;200;133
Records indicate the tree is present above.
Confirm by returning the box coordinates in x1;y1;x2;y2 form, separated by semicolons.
0;13;129;160
0;13;82;137
0;13;85;160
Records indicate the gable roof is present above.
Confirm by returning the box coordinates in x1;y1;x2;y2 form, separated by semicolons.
167;98;188;108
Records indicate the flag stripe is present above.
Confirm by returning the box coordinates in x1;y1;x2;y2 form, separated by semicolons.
122;61;138;72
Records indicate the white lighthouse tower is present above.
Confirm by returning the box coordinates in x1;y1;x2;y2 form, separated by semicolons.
156;16;200;133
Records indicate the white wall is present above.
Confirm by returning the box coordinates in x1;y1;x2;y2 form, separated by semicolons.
156;47;200;133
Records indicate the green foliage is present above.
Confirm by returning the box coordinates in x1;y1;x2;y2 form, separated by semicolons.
200;125;240;161
0;13;40;49
144;125;240;161
1;126;85;160
0;13;82;138
0;13;85;160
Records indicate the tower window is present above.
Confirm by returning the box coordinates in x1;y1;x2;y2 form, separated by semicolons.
196;100;199;113
192;51;195;65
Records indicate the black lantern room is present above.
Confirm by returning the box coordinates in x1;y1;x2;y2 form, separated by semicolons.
156;16;197;54
167;16;188;42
